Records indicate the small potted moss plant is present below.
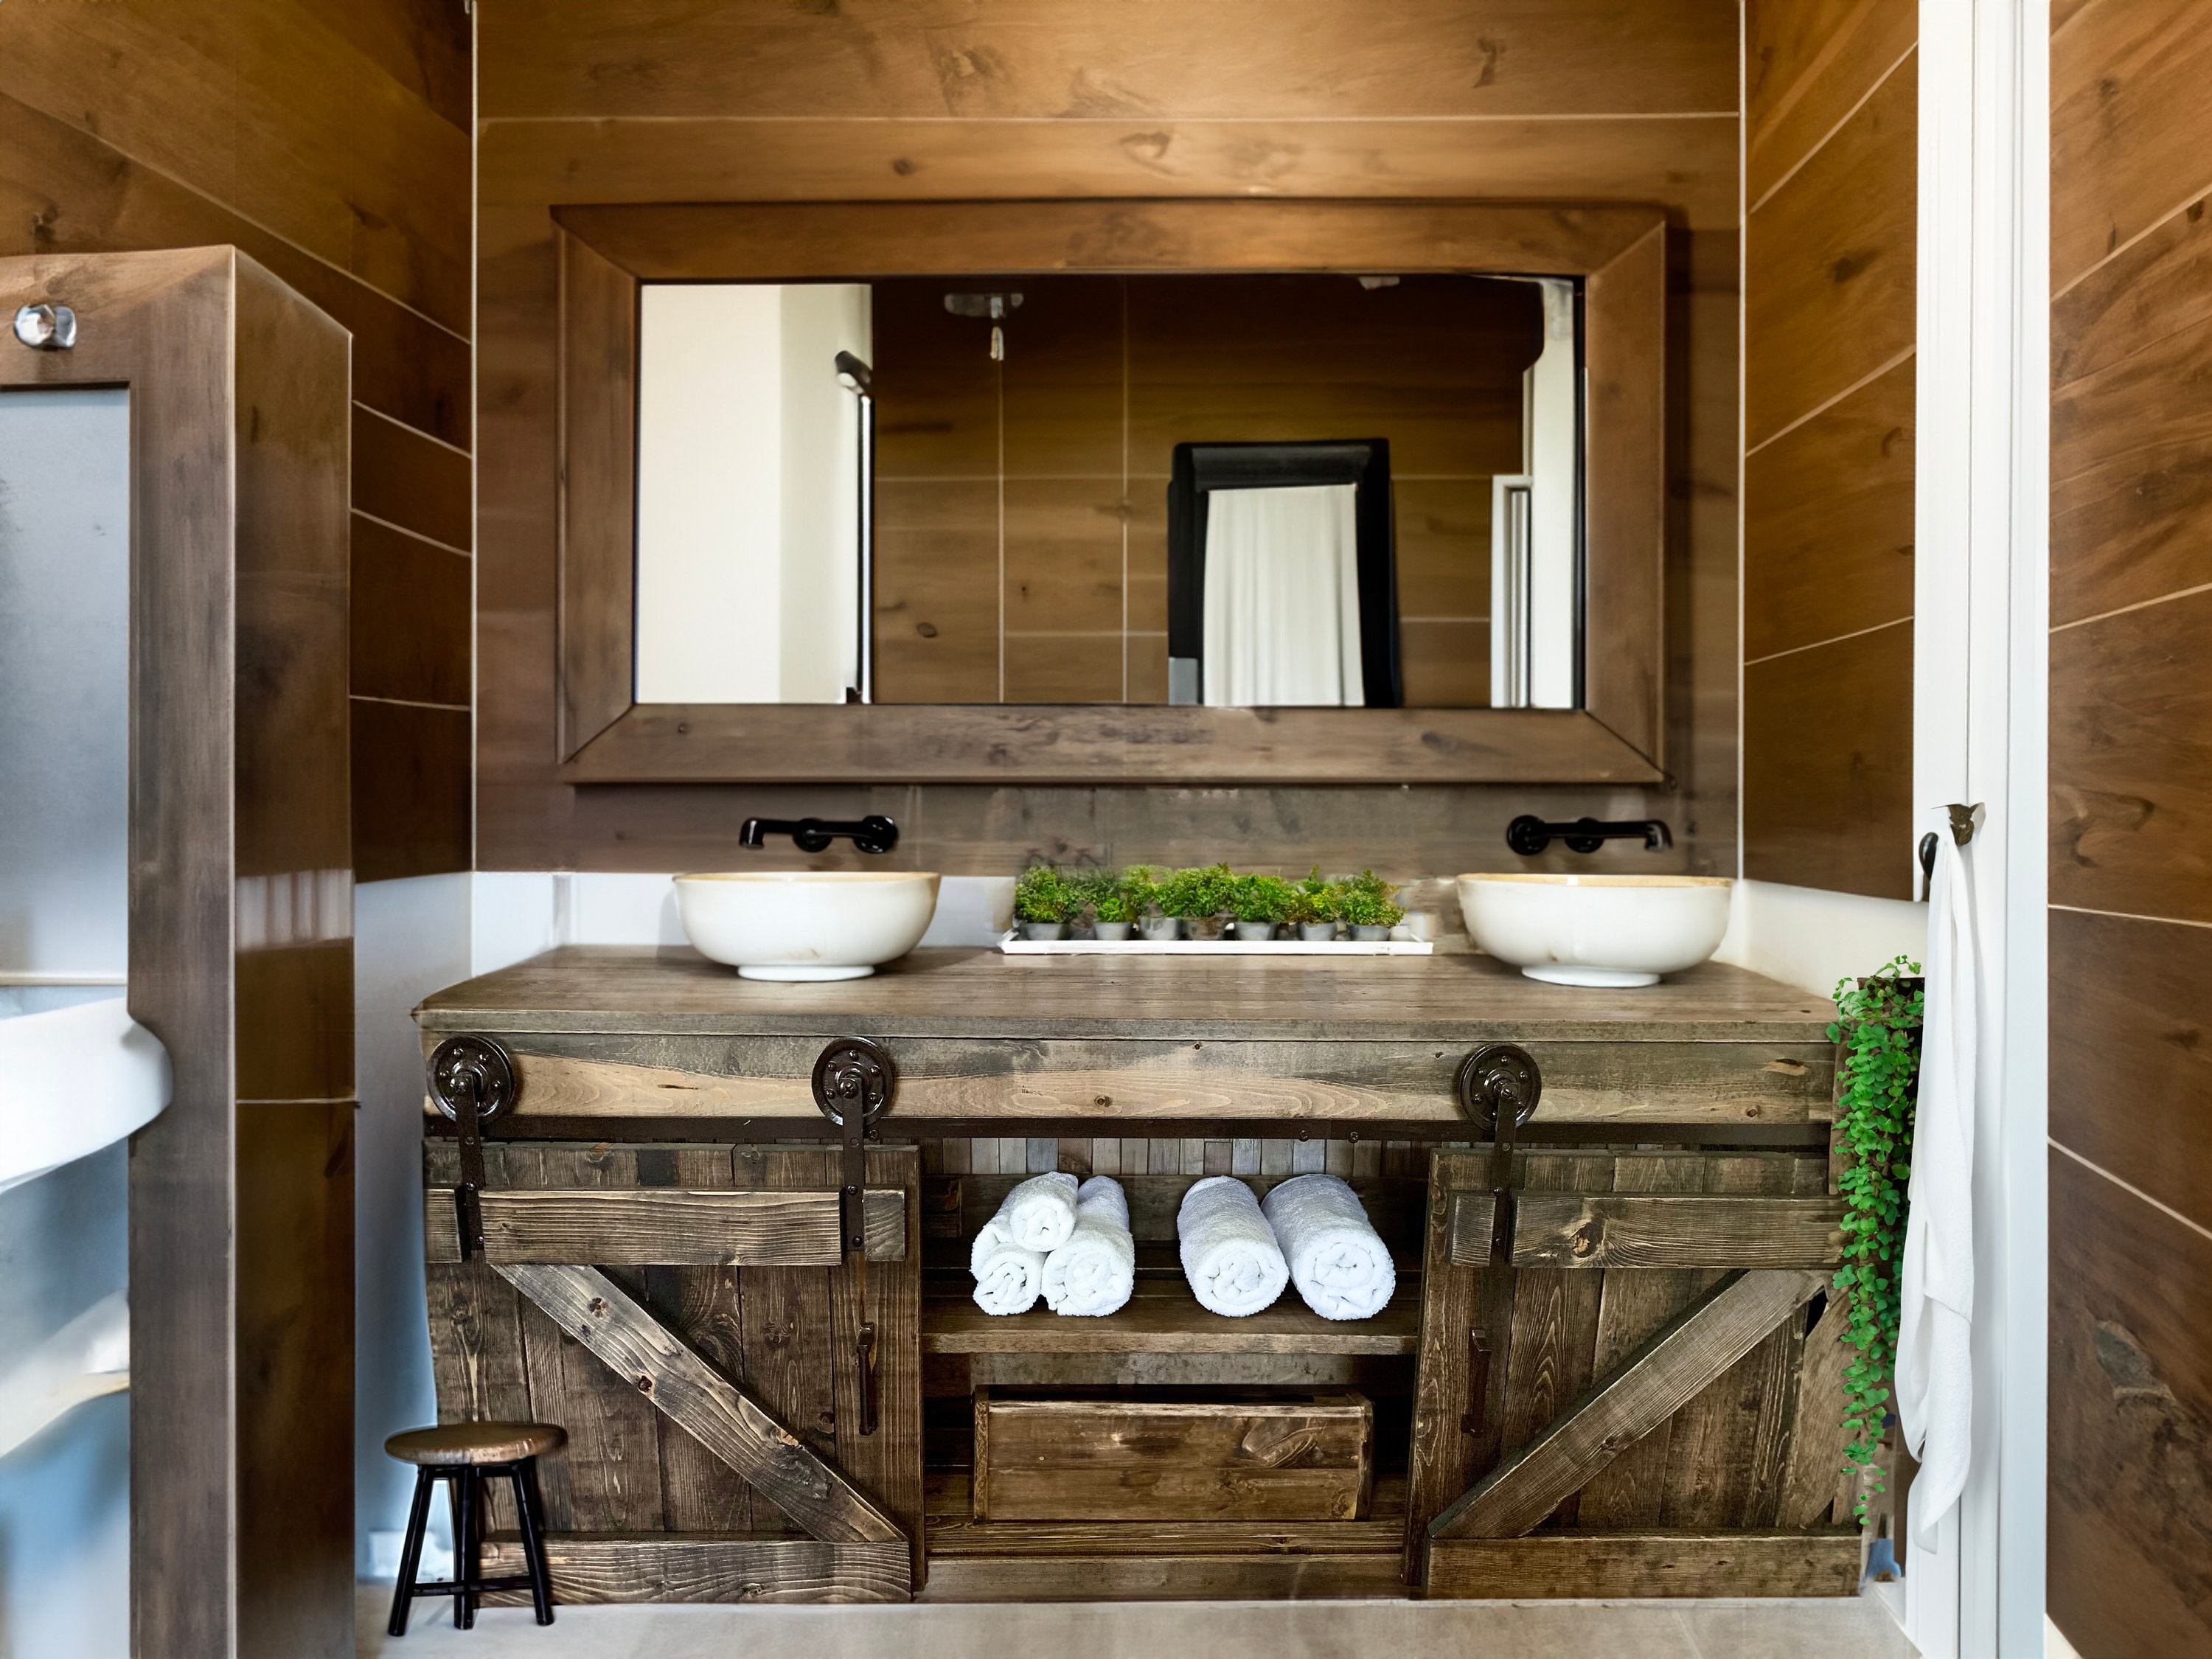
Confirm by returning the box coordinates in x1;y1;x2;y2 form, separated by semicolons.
1161;863;1237;941
1013;864;1074;941
1229;873;1295;942
1075;868;1138;942
1337;870;1405;942
1121;866;1177;942
1287;867;1339;942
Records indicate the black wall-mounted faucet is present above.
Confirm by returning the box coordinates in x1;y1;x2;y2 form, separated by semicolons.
740;815;900;855
1506;815;1674;856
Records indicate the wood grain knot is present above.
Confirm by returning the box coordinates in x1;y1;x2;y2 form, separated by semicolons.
587;1297;609;1317
1571;1223;1600;1259
1764;1059;1810;1077
636;1374;653;1394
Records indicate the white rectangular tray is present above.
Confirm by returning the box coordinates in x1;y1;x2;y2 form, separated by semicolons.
996;932;1432;956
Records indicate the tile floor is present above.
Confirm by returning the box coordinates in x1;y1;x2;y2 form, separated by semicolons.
357;1584;1919;1659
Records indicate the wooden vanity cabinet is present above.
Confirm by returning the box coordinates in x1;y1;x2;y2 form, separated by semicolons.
414;947;1862;1604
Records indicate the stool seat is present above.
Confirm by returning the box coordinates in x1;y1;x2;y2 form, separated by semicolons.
386;1422;566;1467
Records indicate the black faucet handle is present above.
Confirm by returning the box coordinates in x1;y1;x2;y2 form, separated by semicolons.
849;815;899;855
740;815;900;855
1507;814;1673;857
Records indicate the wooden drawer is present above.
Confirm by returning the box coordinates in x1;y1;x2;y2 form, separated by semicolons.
973;1389;1373;1523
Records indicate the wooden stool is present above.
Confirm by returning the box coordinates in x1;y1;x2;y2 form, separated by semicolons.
384;1422;564;1636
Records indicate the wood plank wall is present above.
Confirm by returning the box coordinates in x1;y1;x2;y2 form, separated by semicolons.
1739;1;1919;897
0;0;475;882
873;273;1538;707
2048;6;2212;1654
476;0;1743;879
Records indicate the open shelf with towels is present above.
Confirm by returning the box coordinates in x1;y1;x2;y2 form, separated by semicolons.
920;1277;1420;1357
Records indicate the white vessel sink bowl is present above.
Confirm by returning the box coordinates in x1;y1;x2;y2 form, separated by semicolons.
674;872;941;981
1456;874;1733;987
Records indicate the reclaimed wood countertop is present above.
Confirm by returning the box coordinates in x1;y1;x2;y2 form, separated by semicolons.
417;946;1834;1045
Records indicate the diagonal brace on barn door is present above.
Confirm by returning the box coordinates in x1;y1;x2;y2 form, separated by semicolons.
1430;1269;1827;1541
497;1263;905;1548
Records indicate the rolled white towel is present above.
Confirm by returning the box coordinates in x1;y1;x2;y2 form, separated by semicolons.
1177;1175;1288;1318
1261;1172;1396;1321
970;1217;1045;1315
1001;1171;1080;1252
1043;1177;1135;1318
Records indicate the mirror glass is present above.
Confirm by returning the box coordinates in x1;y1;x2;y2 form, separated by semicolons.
633;273;1581;709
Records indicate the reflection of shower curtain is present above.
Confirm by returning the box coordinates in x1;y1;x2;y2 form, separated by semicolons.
1201;484;1364;706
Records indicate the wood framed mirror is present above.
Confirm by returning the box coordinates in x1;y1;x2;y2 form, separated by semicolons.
554;199;1665;785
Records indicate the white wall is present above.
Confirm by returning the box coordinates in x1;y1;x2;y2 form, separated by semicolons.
1714;879;1929;1001
635;284;870;706
1527;278;1578;710
779;283;869;703
353;874;472;1576
636;283;787;704
470;871;1012;979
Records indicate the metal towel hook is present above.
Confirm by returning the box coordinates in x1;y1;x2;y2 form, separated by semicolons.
1918;802;1985;902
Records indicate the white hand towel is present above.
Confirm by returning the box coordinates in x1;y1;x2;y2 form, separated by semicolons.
1260;1173;1396;1321
1043;1176;1135;1317
1897;807;1979;1549
969;1217;1045;1316
1177;1175;1289;1318
1001;1171;1080;1252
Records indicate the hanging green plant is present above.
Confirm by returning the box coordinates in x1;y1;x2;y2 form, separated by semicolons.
1827;955;1924;1521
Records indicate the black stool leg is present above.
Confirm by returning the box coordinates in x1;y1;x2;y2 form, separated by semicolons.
387;1467;437;1639
512;1455;555;1625
456;1466;481;1629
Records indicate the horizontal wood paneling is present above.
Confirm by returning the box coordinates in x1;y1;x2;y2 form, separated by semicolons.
2051;1;2212;295
2048;1150;2212;1657
353;406;472;554
2049;908;2212;1231
351;516;471;707
300;0;473;133
1742;622;1915;897
1743;49;1916;450
481;0;1740;120
2051;237;2212;625
0;91;470;448
2049;15;2212;1654
0;0;470;332
0;2;474;886
484;117;1740;234
473;779;1723;877
1742;0;1913;900
2049;588;2212;923
1745;0;1917;207
1743;357;1915;662
352;699;471;883
2051;190;2212;387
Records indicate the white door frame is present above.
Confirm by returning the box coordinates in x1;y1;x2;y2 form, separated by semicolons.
1911;1;2048;1655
